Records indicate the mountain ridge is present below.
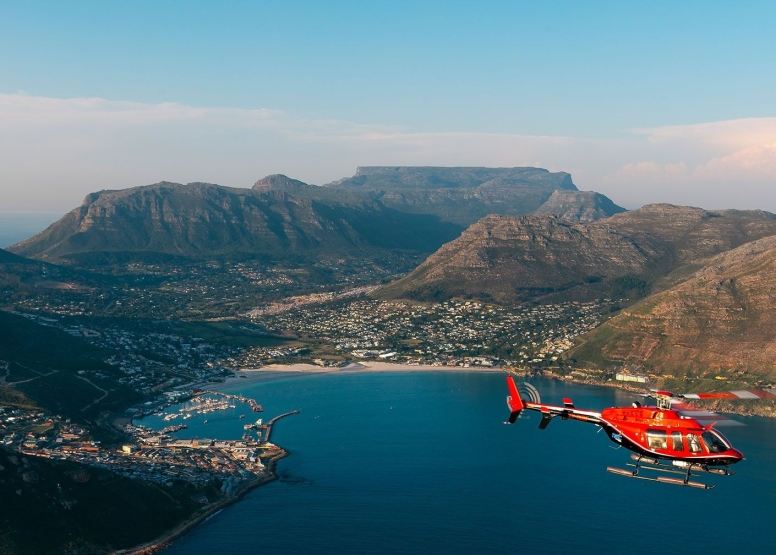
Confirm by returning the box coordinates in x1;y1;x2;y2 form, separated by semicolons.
9;167;620;265
8;180;461;264
374;204;776;305
534;190;626;222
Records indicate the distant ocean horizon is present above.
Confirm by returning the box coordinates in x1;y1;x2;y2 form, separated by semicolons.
0;212;63;248
150;372;776;555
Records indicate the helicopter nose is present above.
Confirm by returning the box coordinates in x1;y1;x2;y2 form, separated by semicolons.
728;447;744;461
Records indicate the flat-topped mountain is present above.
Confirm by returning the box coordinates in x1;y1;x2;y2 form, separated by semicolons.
568;235;776;384
327;166;576;190
534;190;626;222
8;179;461;264
325;166;596;226
374;205;776;304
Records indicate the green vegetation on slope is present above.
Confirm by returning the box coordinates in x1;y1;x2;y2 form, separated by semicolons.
0;311;141;421
0;448;221;555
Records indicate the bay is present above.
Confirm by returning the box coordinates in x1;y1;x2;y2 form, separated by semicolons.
159;372;776;555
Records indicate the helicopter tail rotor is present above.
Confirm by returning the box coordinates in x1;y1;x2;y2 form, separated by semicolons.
506;376;524;423
506;377;543;423
518;382;542;405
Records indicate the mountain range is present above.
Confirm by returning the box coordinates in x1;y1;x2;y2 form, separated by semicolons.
8;167;622;265
8;178;459;264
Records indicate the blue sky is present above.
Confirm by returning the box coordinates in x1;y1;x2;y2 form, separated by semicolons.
1;0;775;212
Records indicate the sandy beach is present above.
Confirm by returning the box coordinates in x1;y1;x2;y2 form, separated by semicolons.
207;362;504;390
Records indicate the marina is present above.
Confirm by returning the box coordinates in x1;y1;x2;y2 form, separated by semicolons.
157;390;264;424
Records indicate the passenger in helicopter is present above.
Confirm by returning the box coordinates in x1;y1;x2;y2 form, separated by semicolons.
687;433;703;453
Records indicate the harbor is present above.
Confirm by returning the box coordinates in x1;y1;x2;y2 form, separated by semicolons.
117;387;299;495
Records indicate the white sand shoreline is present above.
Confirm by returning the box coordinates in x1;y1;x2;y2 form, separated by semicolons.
207;362;504;390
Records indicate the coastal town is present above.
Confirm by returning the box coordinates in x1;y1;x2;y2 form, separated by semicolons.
238;297;618;369
0;389;291;497
4;293;619;396
6;257;417;320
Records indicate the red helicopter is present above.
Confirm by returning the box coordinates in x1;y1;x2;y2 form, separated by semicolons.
504;376;776;489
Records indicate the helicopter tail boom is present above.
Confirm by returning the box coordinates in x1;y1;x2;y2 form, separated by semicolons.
505;376;603;427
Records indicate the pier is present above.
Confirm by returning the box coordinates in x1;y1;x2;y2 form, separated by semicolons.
260;410;300;444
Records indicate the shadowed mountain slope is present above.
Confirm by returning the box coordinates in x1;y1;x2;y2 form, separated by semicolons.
8;179;461;264
0;311;140;420
374;205;776;305
0;248;86;296
0;248;30;264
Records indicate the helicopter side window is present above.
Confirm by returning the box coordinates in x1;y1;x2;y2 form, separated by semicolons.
671;431;684;451
701;430;729;453
646;429;667;450
687;433;703;453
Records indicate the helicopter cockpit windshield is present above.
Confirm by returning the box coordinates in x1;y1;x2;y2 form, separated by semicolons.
701;430;730;453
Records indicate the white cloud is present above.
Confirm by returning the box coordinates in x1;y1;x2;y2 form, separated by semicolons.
694;142;776;179
633;117;776;149
612;161;689;183
597;118;776;209
0;93;282;126
0;93;775;213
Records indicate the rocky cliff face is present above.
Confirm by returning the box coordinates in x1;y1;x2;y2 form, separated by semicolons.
325;166;585;226
374;205;776;305
568;235;776;384
8;180;461;264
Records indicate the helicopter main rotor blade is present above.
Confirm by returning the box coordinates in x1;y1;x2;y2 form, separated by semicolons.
680;389;776;400
670;401;744;427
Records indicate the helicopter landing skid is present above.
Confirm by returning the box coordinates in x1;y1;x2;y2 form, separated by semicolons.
606;454;733;489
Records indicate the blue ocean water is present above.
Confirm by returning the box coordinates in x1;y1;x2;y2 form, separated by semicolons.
0;212;63;248
158;373;776;555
